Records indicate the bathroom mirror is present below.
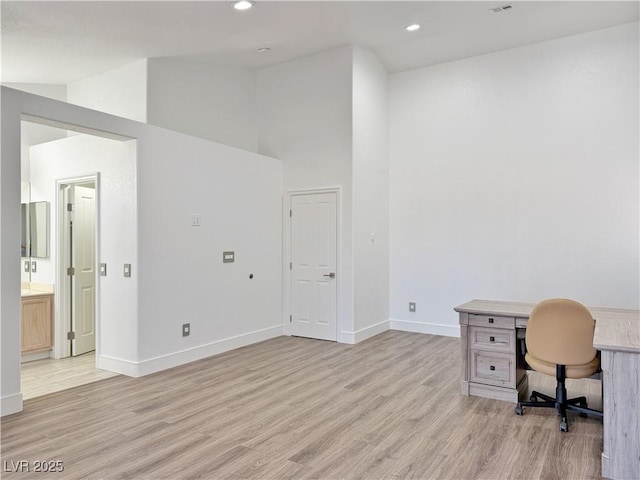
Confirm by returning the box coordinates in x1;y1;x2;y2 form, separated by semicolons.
21;203;28;258
30;201;50;258
21;201;50;258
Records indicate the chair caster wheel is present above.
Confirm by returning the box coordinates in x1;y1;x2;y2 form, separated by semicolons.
560;420;568;432
515;404;523;415
579;400;588;417
529;395;537;402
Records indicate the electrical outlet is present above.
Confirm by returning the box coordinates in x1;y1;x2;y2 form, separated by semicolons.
191;214;201;226
409;302;416;313
182;323;190;337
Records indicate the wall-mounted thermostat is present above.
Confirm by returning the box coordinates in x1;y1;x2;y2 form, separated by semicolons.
223;251;235;263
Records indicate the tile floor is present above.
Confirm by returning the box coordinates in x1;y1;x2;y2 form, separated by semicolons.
21;352;119;400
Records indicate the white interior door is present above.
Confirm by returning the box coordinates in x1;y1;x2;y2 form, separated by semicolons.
290;192;337;341
71;184;96;356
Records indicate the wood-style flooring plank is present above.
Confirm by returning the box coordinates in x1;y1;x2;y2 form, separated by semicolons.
1;331;603;479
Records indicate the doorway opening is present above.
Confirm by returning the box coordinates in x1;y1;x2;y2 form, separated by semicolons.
19;118;132;399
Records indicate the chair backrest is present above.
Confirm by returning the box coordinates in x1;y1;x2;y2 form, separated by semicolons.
526;298;597;366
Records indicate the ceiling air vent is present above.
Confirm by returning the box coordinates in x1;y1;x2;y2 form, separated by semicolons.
490;4;513;13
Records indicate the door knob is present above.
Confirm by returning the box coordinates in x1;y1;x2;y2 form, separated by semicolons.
323;272;336;278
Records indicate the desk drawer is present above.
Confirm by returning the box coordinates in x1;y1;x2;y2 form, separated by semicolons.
469;326;514;353
468;314;514;329
469;350;515;388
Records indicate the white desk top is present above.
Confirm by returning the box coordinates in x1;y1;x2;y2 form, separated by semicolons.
455;299;640;354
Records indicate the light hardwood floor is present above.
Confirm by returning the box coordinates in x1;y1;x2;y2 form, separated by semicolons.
1;331;603;479
21;352;120;400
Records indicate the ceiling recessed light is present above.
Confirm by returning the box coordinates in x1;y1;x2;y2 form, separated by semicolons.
405;24;421;32
232;1;254;11
257;47;271;53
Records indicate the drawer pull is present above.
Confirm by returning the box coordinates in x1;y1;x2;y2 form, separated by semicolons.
490;365;495;371
488;318;494;323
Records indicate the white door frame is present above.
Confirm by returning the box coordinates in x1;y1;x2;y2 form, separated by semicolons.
54;173;100;360
284;187;341;341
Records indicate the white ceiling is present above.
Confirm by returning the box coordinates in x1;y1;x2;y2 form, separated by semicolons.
2;1;638;84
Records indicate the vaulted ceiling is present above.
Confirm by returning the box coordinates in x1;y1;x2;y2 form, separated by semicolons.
2;1;638;84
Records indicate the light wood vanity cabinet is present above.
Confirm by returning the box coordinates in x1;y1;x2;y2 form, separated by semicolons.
21;294;53;353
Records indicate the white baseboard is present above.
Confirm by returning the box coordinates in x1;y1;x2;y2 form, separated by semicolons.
98;355;140;377
1;392;23;417
340;320;390;344
95;322;457;378
135;325;284;377
21;351;51;363
390;319;460;337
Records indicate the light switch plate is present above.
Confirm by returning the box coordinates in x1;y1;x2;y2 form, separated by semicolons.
409;302;416;312
100;263;107;276
223;251;235;263
182;323;190;337
124;263;131;277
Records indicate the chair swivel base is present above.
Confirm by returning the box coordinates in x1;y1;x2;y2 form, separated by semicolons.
514;365;602;432
515;391;602;432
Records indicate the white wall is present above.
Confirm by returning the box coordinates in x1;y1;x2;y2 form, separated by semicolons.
389;23;640;336
1;87;283;415
352;46;390;335
257;46;356;337
20;121;69;183
3;83;67;101
29;135;137;362
136;128;282;370
147;58;257;152
0;88;23;415
67;59;148;123
4;85;69;182
64;58;258;151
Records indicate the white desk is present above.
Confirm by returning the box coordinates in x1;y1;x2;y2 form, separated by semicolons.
455;299;639;480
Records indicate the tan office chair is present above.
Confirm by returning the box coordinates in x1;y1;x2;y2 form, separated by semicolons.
515;298;603;432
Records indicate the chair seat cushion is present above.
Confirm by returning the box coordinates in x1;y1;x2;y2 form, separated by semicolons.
526;352;600;378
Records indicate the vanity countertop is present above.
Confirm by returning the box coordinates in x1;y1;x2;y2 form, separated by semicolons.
21;289;53;297
20;283;54;298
